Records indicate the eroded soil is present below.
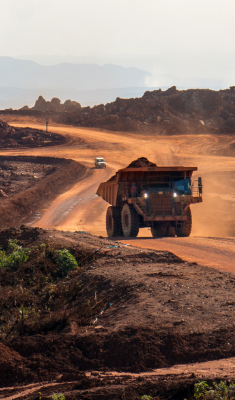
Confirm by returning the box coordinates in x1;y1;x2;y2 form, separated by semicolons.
0;226;235;399
0;159;55;198
0;156;87;228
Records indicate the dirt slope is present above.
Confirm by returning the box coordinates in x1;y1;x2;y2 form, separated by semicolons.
0;226;235;399
0;156;87;228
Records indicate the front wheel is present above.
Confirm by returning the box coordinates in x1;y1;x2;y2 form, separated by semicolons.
121;203;140;237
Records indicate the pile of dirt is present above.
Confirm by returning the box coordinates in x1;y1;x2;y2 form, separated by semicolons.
1;226;235;397
0;156;87;227
0;120;66;148
108;157;157;181
127;157;157;168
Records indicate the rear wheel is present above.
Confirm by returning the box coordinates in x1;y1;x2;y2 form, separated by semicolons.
121;203;140;237
176;207;192;237
151;224;167;238
106;206;122;237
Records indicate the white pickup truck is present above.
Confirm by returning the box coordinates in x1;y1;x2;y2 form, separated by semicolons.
95;157;106;168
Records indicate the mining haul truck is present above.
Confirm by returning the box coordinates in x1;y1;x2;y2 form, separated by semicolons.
96;157;203;238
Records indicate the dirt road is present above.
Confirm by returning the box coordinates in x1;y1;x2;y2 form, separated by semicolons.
2;116;235;272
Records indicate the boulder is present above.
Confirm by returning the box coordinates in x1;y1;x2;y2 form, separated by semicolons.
103;115;119;126
0;121;15;139
50;97;61;112
115;97;127;108
92;104;106;115
21;136;34;144
64;100;81;112
34;96;48;111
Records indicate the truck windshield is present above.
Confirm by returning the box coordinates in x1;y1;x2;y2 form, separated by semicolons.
173;178;191;195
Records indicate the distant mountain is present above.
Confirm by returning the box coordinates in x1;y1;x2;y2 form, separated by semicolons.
0;57;150;90
0;55;228;110
18;51;235;86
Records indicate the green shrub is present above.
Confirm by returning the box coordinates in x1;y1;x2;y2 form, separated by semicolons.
0;239;30;270
52;393;65;400
55;249;78;276
194;380;235;400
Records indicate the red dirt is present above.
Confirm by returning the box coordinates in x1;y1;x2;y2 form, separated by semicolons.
0;110;235;398
0;226;235;398
0;156;87;227
126;157;157;168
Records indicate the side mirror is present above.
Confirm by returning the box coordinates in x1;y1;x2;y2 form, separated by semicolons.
198;177;203;194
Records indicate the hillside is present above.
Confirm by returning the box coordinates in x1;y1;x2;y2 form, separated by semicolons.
57;86;235;134
5;86;235;135
0;57;152;109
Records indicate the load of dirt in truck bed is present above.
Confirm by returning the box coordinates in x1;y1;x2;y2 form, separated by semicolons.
1;225;235;398
108;157;157;182
0;120;65;148
127;157;157;168
0;156;87;227
4;86;235;135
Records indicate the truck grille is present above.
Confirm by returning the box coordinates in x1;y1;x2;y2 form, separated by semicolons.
149;193;173;215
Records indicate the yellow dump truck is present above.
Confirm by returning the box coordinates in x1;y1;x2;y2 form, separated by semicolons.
97;158;202;238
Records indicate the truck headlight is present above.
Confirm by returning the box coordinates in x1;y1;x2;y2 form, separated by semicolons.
173;192;177;197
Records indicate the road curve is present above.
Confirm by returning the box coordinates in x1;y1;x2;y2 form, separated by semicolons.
119;236;235;274
2;117;235;273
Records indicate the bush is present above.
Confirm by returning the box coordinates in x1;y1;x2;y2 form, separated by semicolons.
194;380;235;400
52;394;65;400
0;239;30;270
55;249;78;276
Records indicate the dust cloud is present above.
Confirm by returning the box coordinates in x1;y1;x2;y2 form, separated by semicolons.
192;171;235;237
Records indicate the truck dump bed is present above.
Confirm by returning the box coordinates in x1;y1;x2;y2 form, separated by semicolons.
97;165;197;206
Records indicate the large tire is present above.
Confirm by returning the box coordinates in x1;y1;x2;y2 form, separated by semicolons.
151;224;167;238
121;203;140;237
106;206;123;237
176;207;192;237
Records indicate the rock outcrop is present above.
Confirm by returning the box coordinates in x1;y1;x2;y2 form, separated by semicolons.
33;96;81;113
5;86;235;134
56;86;235;133
0;121;15;139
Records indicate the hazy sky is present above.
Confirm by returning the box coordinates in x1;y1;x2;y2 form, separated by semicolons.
1;0;235;57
